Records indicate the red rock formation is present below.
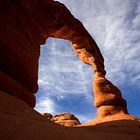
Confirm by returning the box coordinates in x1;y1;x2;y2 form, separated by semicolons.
1;91;140;140
0;0;132;120
93;72;128;118
51;112;81;127
0;0;140;139
43;113;53;120
0;0;105;108
43;112;81;127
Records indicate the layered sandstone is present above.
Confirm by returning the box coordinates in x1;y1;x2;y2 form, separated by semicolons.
51;113;81;127
43;112;81;127
93;73;128;118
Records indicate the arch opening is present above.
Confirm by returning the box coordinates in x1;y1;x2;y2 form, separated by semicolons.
35;38;96;123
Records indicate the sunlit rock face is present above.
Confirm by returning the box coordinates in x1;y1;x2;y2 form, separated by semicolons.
93;74;128;118
52;112;81;127
43;112;81;127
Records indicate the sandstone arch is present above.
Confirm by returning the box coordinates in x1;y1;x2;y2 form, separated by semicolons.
0;0;128;119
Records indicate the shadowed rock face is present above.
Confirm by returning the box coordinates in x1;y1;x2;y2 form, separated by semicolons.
0;0;128;122
0;0;105;109
1;91;140;140
43;113;53;120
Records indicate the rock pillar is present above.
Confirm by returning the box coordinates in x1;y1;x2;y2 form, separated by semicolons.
92;71;128;118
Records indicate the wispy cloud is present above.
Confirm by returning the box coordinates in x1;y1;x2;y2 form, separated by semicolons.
38;38;93;97
35;38;94;121
35;97;56;114
59;0;140;85
35;0;140;122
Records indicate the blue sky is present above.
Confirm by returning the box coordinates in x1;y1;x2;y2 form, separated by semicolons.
35;0;140;123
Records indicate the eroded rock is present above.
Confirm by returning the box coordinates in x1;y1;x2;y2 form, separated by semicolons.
1;91;140;140
43;112;81;127
43;113;53;120
0;0;105;108
0;0;140;139
52;112;81;127
0;0;133;127
93;72;128;118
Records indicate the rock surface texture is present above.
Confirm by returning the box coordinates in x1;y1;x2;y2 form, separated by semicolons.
43;112;80;127
0;0;140;139
43;113;53;120
0;0;105;108
93;73;128;119
0;91;140;140
51;113;81;126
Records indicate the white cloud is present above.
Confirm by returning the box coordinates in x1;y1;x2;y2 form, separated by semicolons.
132;2;140;29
